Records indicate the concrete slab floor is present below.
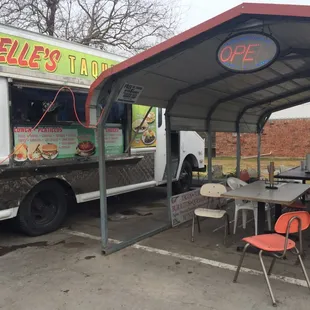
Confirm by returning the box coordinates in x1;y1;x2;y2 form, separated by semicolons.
0;232;310;310
1;187;310;309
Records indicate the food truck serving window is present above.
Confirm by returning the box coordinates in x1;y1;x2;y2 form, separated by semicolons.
11;86;125;124
11;85;126;163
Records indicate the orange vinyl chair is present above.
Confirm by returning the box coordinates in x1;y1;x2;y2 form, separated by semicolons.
233;211;310;307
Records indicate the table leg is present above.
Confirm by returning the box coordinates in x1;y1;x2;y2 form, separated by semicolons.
302;180;306;203
257;201;266;235
275;204;282;222
237;201;266;254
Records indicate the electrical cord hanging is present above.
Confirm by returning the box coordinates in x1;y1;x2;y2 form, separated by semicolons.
0;86;104;165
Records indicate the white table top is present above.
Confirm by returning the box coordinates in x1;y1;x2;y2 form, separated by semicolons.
222;181;310;205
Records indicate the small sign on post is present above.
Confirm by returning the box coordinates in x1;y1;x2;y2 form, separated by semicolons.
116;83;144;104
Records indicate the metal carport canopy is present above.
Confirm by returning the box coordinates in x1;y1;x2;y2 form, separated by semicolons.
85;2;310;133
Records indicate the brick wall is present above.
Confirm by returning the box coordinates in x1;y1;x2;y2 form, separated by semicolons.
216;119;310;158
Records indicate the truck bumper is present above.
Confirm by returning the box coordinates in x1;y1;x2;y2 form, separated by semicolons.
0;207;18;220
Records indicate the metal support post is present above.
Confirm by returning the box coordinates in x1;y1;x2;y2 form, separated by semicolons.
165;113;172;224
98;84;120;253
257;131;261;179
236;125;241;178
98;119;108;251
207;123;212;183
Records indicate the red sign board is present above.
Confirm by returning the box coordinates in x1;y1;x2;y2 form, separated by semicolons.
217;33;278;73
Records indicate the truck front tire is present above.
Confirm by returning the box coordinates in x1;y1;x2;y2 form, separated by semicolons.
16;180;68;236
173;160;193;194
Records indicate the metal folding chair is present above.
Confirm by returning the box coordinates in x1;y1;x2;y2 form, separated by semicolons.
233;211;310;306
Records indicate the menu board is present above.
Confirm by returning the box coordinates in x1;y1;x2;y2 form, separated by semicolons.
131;105;156;148
13;125;123;162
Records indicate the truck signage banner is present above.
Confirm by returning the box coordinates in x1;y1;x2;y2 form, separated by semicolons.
0;32;118;79
13;126;123;162
131;105;157;148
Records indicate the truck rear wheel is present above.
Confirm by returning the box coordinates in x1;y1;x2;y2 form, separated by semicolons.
16;180;68;236
173;160;193;194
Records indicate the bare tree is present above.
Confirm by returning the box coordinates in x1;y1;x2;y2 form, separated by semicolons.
0;0;181;54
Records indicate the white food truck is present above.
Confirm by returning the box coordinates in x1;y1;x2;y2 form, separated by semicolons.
0;24;205;236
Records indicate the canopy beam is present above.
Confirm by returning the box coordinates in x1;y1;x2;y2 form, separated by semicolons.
236;84;310;130
167;48;299;115
166;72;233;113
206;68;310;125
257;112;271;133
257;94;310;131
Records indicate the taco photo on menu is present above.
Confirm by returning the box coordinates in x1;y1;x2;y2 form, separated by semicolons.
28;143;43;161
41;143;59;160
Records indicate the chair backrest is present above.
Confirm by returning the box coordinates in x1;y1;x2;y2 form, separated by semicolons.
200;183;227;198
275;211;310;234
227;177;247;190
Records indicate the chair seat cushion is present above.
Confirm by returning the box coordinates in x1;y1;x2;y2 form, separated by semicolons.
243;234;295;252
194;208;226;218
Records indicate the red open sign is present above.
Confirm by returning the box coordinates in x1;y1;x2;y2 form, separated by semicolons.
217;33;278;73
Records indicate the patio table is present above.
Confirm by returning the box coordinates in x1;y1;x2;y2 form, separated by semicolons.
274;166;310;184
221;180;310;235
275;166;310;202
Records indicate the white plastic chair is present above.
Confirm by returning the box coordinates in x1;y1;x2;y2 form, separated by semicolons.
227;177;272;235
191;183;230;245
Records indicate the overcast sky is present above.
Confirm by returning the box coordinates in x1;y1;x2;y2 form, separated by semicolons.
180;0;310;31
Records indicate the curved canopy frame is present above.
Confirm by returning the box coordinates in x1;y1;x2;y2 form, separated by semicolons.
84;2;310;254
86;2;310;135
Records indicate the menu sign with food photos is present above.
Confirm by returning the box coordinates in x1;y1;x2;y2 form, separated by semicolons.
13;125;123;162
131;105;157;148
